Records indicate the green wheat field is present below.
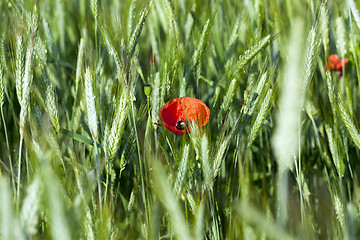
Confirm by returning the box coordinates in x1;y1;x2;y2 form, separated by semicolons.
1;0;360;239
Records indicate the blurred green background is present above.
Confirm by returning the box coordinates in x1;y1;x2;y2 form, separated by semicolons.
0;0;360;239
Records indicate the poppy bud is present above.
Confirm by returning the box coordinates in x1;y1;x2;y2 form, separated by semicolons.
215;85;223;95
244;89;250;99
144;84;151;97
156;97;210;135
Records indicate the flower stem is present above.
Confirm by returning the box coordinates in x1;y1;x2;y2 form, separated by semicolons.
16;134;23;210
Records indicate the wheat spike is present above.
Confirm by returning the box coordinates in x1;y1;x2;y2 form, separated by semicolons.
20;177;41;235
301;27;320;109
200;135;212;189
42;14;58;62
221;78;237;113
173;144;190;197
90;0;98;19
334;195;345;228
129;3;150;57
247;88;273;148
15;36;24;104
85;67;98;141
20;42;34;135
318;4;329;55
75;38;85;92
335;17;347;57
106;91;131;160
0;63;4;107
348;0;360;31
46;80;60;133
0;38;7;72
324;123;342;176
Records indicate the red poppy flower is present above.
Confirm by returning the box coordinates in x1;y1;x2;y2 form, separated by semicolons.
324;54;349;74
156;97;210;135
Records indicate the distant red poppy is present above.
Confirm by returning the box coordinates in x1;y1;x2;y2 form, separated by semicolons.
324;54;349;75
156;97;210;135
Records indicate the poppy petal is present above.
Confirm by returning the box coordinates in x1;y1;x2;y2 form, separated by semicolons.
158;97;210;135
325;54;349;73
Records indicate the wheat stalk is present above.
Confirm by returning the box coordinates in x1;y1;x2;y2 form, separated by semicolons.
272;19;304;226
43;167;72;240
